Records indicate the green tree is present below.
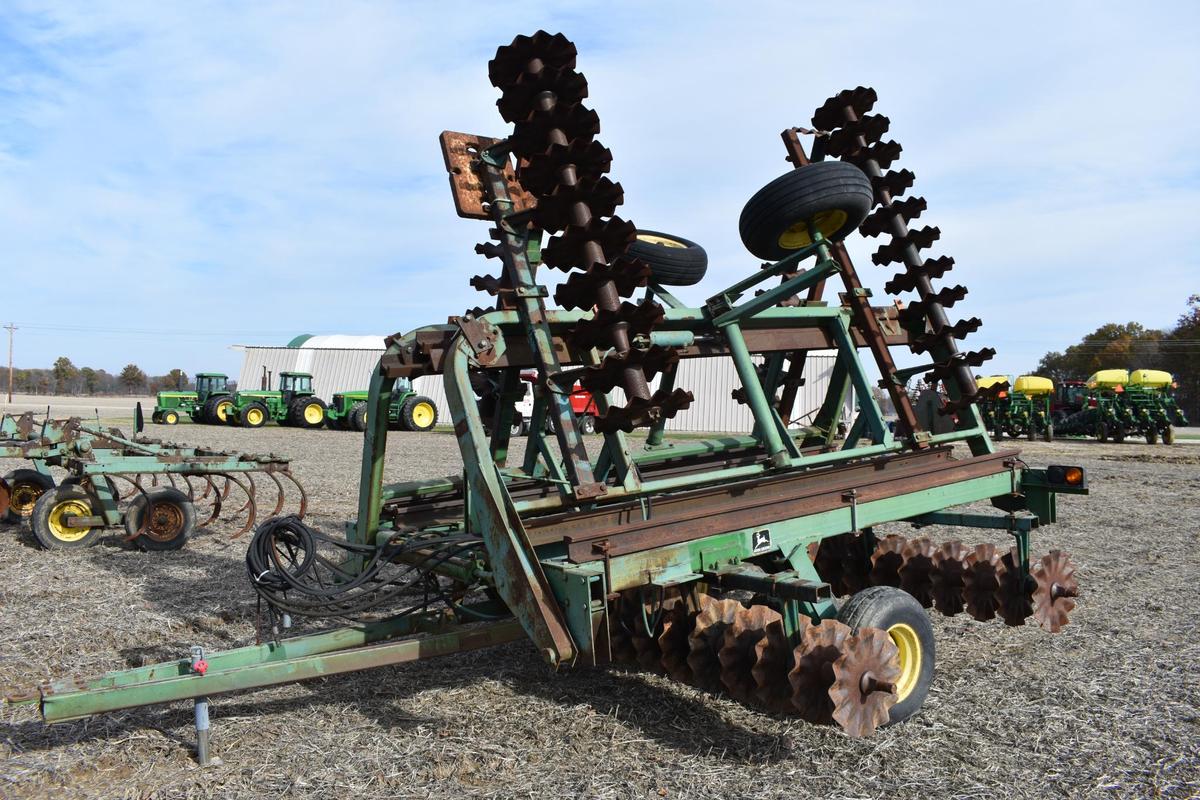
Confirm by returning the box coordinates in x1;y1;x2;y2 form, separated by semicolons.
1162;294;1200;420
1035;322;1163;380
119;364;147;393
166;368;189;389
52;356;78;394
80;367;100;395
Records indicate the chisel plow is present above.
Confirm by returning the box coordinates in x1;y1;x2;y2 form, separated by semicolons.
0;411;305;550
8;31;1087;757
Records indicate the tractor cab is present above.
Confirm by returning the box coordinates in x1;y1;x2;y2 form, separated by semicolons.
1052;380;1087;421
278;372;314;404
195;373;229;402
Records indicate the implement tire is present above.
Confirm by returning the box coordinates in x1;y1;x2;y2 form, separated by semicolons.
125;487;195;551
30;486;102;550
3;469;55;524
627;230;708;286
838;586;935;727
739;160;873;262
402;396;438;432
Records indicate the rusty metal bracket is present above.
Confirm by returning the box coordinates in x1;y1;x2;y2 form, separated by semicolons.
439;130;535;220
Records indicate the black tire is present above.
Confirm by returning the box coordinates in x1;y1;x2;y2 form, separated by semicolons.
992;428;1003;440
151;411;163;423
1096;421;1108;443
578;414;596;435
1044;423;1054;443
1112;426;1126;444
3;469;55;524
349;402;368;432
240;401;269;428
1144;428;1157;445
1026;425;1036;442
30;486;103;549
124;487;195;551
838;586;935;726
1163;425;1175;446
203;395;233;426
627;230;708;286
402;396;438;432
289;397;327;429
161;409;180;425
739;161;873;262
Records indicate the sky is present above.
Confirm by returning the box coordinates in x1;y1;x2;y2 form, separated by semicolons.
1;1;1197;380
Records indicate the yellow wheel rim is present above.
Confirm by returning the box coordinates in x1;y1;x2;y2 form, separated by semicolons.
10;483;43;516
362;410;368;424
636;233;686;249
303;403;324;425
165;412;178;424
215;400;232;422
888;622;921;702
777;209;848;249
47;499;92;542
412;402;435;429
246;408;264;426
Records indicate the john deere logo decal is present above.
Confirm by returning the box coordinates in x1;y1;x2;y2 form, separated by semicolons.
751;529;771;553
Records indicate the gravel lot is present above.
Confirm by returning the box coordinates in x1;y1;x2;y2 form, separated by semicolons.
1;418;1198;799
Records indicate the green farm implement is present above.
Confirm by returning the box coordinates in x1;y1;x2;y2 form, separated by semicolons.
151;372;234;425
1055;368;1186;444
324;378;439;432
0;411;306;549
976;375;1054;441
226;371;327;429
8;33;1086;756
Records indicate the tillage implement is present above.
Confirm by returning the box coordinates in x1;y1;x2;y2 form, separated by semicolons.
0;410;306;550
7;32;1087;754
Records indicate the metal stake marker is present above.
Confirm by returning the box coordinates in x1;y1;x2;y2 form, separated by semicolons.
194;696;211;767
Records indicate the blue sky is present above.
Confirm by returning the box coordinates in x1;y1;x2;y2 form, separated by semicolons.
1;1;1197;380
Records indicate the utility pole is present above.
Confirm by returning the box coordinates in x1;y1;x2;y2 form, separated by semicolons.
4;323;15;403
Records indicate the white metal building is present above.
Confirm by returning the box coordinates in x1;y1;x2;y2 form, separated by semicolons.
236;335;854;434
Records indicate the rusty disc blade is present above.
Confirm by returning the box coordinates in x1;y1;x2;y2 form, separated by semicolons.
814;534;850;596
962;542;1002;622
788;619;852;724
718;604;781;703
607;591;639;664
869;534;907;588
658;594;699;683
931;540;969;616
1032;550;1079;633
898;536;936;608
829;627;900;738
686;594;742;692
996;548;1035;627
750;611;803;714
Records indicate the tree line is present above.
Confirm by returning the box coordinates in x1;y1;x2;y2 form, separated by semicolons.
1035;294;1199;420
1;359;225;396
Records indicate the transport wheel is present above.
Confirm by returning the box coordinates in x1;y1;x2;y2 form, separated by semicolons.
837;586;935;726
124;487;195;551
30;486;102;550
289;397;327;429
738;160;873;262
402;396;438;432
578;414;596;435
1044;423;1054;443
991;428;1003;440
627;230;708;286
1145;428;1158;445
204;396;233;425
511;416;528;437
350;402;368;432
1163;426;1175;445
1026;425;1036;441
0;477;8;520
240;402;269;428
162;410;179;425
3;469;55;524
1112;426;1125;444
1096;421;1108;443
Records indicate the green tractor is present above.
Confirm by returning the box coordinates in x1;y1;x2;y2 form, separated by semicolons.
325;378;438;433
1117;369;1188;445
151;373;234;425
226;372;327;429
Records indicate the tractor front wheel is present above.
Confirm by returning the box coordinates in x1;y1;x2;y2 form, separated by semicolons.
161;410;180;425
402;396;438;432
838;586;935;727
30;486;102;549
124;487;195;551
240;402;269;428
3;469;55;524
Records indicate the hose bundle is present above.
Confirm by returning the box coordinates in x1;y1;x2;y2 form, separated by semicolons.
245;515;482;622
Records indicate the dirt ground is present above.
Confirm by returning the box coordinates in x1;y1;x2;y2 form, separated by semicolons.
1;420;1198;799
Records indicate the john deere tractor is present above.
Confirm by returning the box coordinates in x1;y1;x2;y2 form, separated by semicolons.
325;378;438;433
151;373;233;425
226;372;327;429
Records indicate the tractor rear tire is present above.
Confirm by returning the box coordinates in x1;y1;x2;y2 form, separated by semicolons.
240;402;269;428
30;486;102;550
3;469;55;524
289;397;327;429
124;487;195;551
838;586;935;727
627;230;708;286
203;396;234;425
350;402;368;432
739;160;873;262
402;396;438;432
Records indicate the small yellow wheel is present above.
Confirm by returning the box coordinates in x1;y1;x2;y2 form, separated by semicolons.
30;486;103;549
3;469;55;523
402;396;438;432
163;410;179;425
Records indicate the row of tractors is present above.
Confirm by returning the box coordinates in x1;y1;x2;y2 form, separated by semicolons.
150;372;439;433
976;369;1187;444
